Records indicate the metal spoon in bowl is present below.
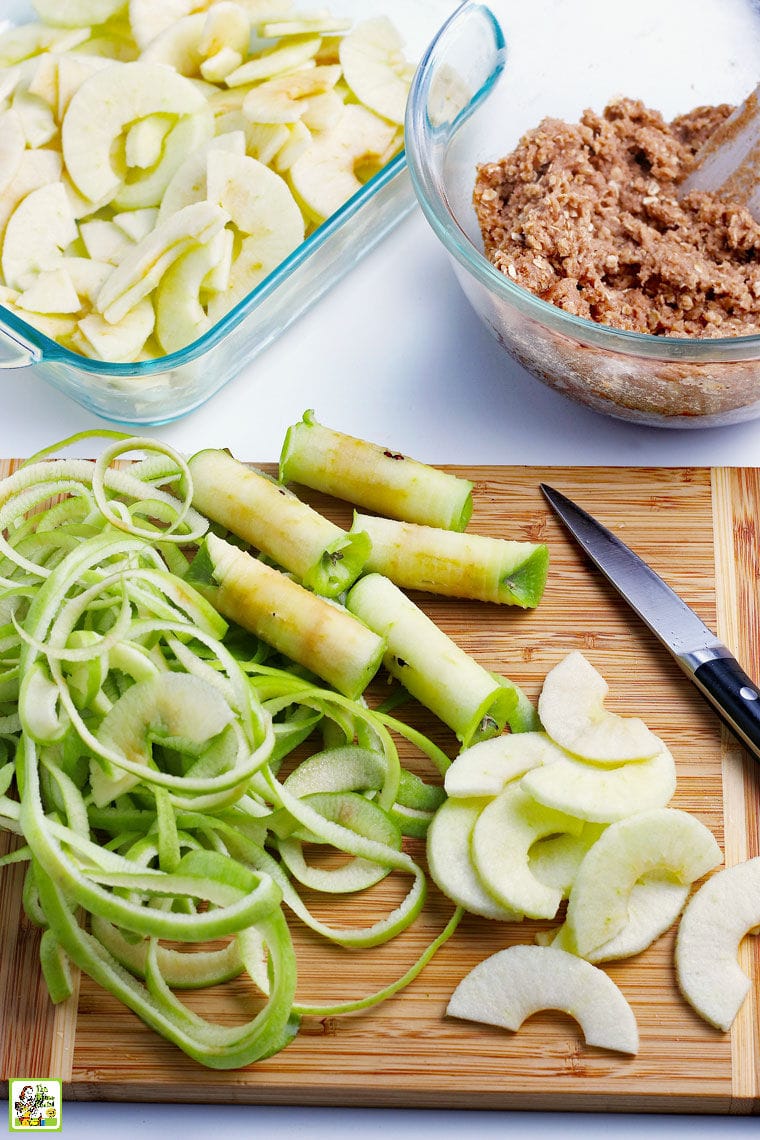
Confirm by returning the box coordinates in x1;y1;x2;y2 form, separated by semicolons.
678;84;760;219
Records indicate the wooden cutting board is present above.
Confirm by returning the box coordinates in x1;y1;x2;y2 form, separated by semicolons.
1;464;759;1114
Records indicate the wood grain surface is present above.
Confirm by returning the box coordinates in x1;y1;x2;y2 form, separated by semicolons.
1;464;758;1113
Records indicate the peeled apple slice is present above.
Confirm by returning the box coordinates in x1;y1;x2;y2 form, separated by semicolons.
113;106;215;211
259;15;351;38
529;823;607;897
338;17;413;126
205;151;305;320
12;89;57;148
548;875;690;963
538;651;662;763
2;181;78;291
56;52;112;120
79;218;135;265
125;114;174;170
31;0;128;27
128;0;196;51
447;944;639;1055
444;732;565;799
0;149;64;241
289;103;397;224
471;783;584;919
26;52;58;108
0;23;89;66
565;807;723;957
142;11;248;79
675;856;760;1031
141;13;205;74
224;117;279;162
157;130;246;221
61;61;209;204
300;89;344;133
225;36;321;86
271;121;313;174
521;743;677;823
76;296;155;362
16;267;81;315
199;3;251;60
112;208;160;243
60;256;113;303
426;797;521;921
0;109;27;196
155;229;233;353
95;200;229;324
242;65;341;125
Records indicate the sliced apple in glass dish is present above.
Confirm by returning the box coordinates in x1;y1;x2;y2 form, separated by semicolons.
61;60;213;207
1;180;78;290
338;16;414;126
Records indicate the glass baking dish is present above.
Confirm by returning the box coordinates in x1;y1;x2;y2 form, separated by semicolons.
0;0;461;426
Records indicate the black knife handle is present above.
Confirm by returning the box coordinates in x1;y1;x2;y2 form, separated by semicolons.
692;655;760;763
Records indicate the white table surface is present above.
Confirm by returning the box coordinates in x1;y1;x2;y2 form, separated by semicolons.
3;209;759;1136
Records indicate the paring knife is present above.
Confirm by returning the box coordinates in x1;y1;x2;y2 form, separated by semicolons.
540;483;760;766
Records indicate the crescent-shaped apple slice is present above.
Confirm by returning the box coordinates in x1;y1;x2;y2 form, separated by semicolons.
338;16;414;126
154;228;233;353
538;651;662;763
2;181;78;291
547;875;689;962
288;103;398;225
204;151;305;320
471;783;584;919
444;731;564;799
31;0;128;27
426;797;521;921
76;297;155;362
675;856;760;1031
61;61;210;205
95;200;229;324
521;742;677;822
447;944;639;1055
565;807;722;957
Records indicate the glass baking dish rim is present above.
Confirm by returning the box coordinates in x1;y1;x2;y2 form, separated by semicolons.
0;148;407;376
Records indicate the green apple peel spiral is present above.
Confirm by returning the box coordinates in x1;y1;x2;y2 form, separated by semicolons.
0;431;461;1068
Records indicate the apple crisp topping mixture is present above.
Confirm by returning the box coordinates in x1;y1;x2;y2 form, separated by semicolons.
473;98;760;337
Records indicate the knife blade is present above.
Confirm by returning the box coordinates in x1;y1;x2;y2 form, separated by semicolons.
540;483;760;765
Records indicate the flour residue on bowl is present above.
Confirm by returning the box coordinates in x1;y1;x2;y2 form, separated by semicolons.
473;97;760;338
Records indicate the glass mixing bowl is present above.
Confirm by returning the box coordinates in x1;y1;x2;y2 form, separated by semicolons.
405;0;760;428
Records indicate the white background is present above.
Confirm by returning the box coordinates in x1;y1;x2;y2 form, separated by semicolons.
3;209;760;1136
